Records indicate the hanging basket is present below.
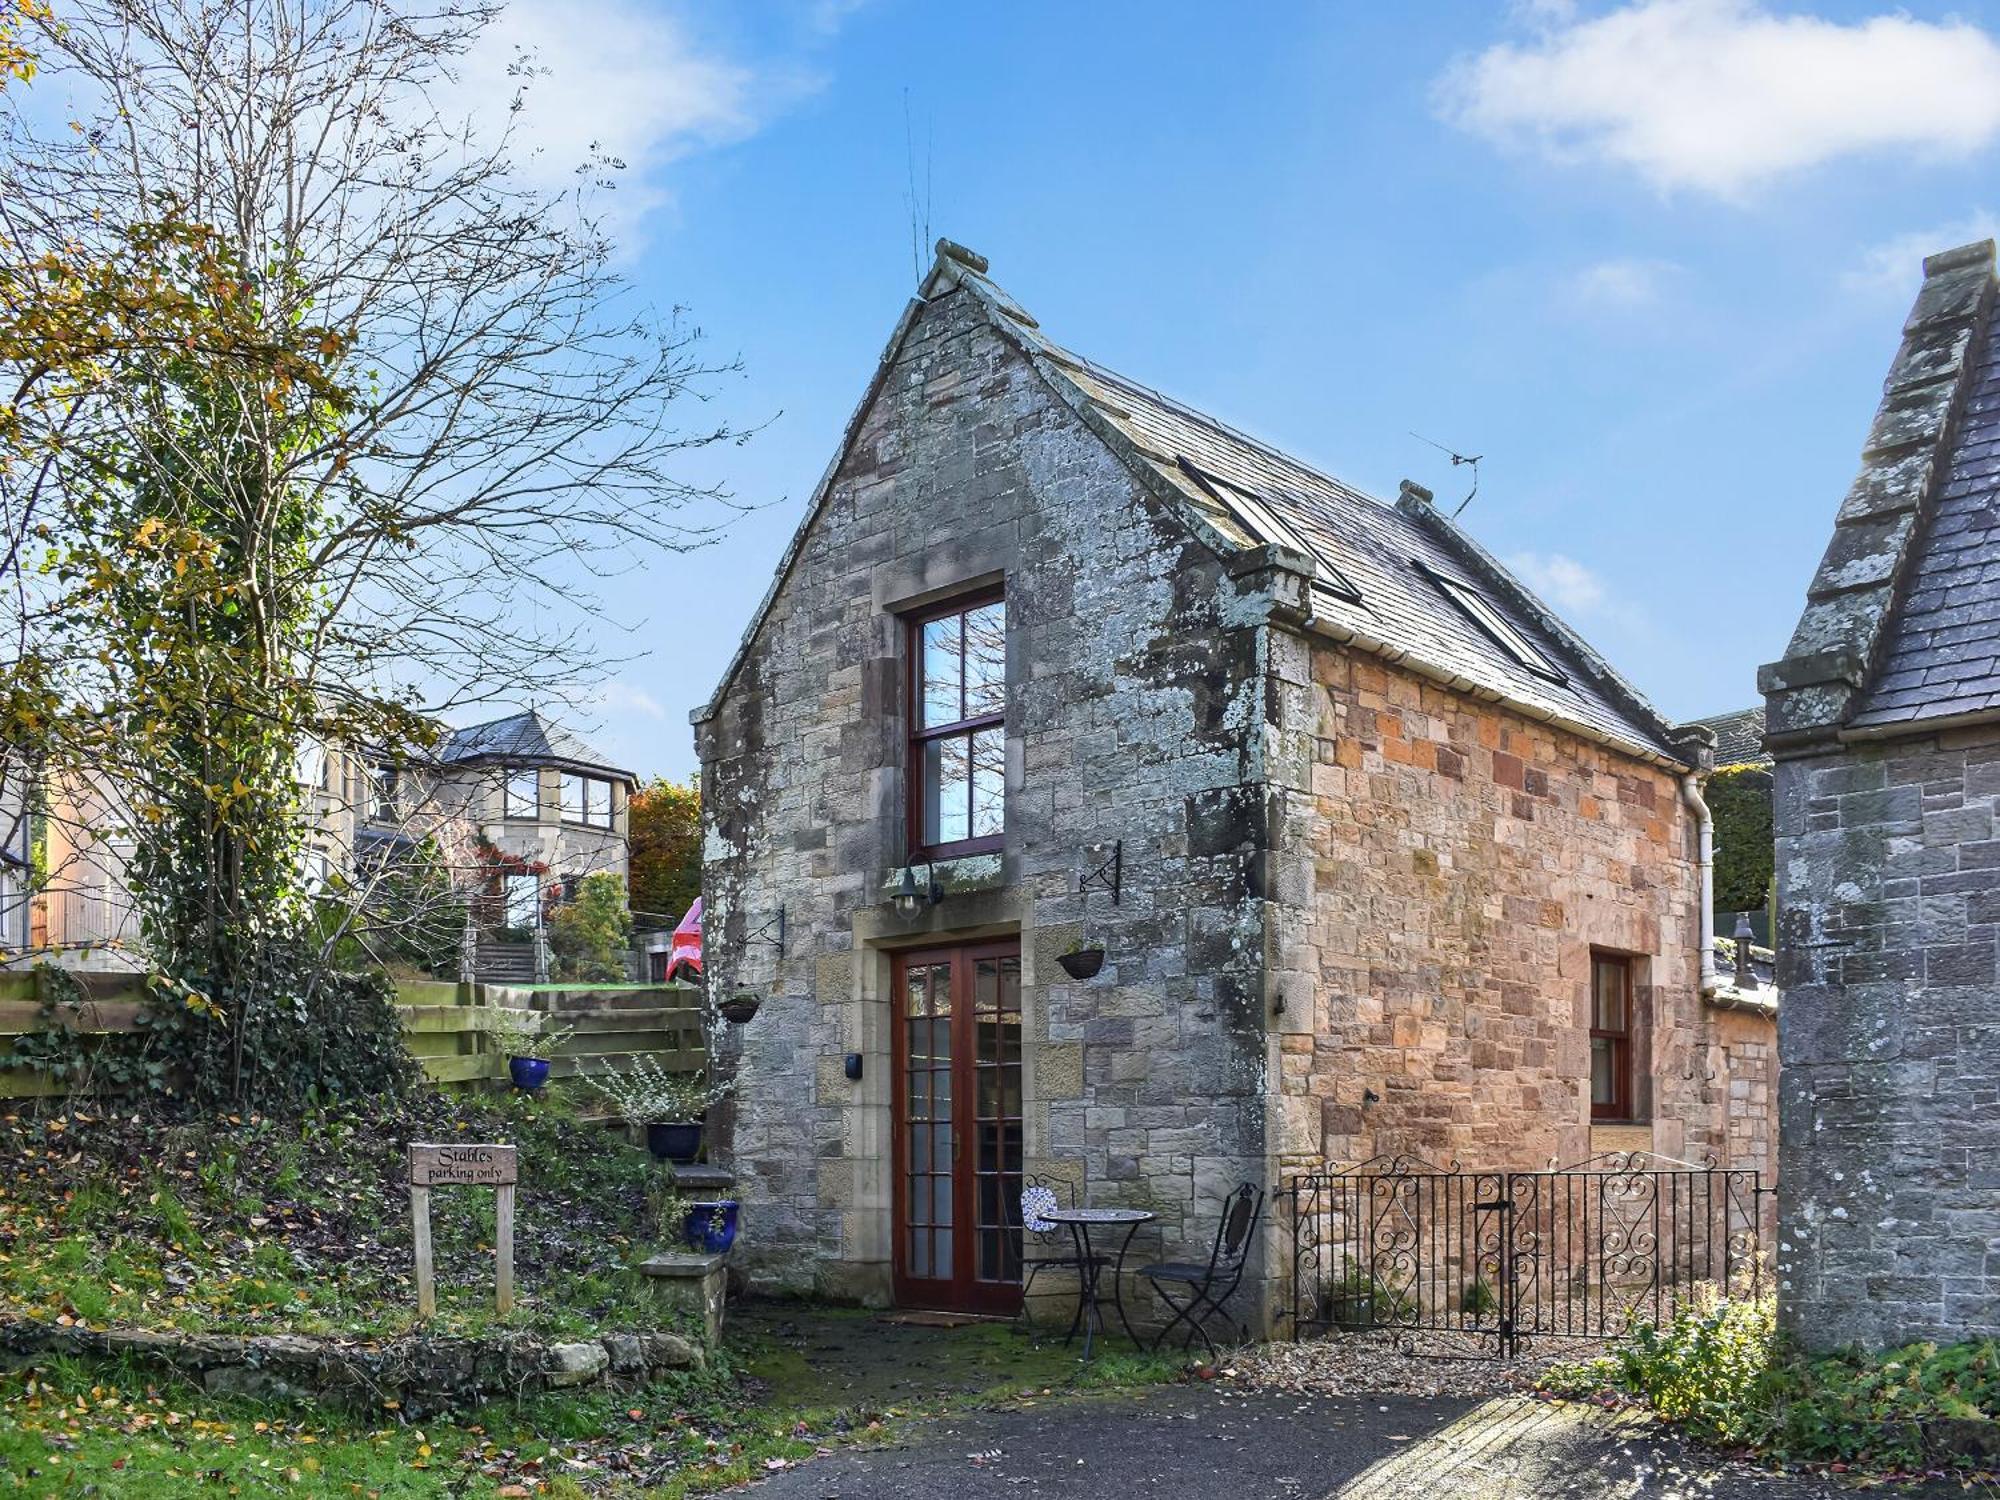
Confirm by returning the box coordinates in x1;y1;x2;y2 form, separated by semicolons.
1056;947;1105;981
718;992;762;1025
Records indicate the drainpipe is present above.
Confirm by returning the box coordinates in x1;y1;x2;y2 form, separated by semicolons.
1681;774;1718;996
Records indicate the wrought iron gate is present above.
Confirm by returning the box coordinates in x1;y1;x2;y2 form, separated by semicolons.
1282;1151;1770;1356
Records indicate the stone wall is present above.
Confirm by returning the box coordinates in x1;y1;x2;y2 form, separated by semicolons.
695;286;1279;1306
1267;638;1749;1178
1773;725;2000;1348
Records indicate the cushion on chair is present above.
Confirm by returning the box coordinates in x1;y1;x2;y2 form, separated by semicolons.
1020;1184;1060;1234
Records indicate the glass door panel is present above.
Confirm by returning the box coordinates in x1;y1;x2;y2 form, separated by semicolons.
893;942;1023;1312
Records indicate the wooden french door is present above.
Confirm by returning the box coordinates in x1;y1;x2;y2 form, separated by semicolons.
892;941;1024;1312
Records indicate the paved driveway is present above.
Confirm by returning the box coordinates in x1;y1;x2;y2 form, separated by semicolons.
744;1385;1916;1499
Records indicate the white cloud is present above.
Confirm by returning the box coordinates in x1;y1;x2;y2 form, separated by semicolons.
442;1;762;243
1506;551;1609;616
1569;256;1682;310
1439;0;2000;197
1842;213;2000;296
589;679;669;722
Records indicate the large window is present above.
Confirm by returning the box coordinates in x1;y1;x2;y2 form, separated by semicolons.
1590;953;1636;1122
908;593;1006;858
505;768;540;820
561;772;614;828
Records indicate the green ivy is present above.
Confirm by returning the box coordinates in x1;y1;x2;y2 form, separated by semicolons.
1710;766;1774;916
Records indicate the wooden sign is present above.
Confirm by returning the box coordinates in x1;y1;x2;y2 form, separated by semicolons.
409;1143;518;1187
407;1142;517;1319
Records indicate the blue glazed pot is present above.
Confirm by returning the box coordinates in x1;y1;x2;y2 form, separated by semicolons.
509;1056;551;1091
647;1120;704;1163
682;1199;739;1254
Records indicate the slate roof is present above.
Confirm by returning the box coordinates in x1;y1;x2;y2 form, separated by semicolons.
1763;240;2000;742
1686;707;1769;768
440;710;634;784
1051;351;1691;763
699;242;1697;769
1850;311;2000;726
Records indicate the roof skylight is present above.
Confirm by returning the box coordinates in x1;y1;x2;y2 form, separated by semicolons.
1175;457;1363;604
1416;561;1568;685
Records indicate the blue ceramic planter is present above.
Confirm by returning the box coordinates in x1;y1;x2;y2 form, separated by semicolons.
682;1199;739;1254
509;1056;551;1091
647;1120;704;1163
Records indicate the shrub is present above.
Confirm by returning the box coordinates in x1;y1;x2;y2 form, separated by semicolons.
549;872;632;982
1541;1289;2000;1473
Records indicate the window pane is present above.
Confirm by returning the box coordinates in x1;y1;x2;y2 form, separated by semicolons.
970;728;1004;837
507;769;538;818
921;616;961;727
560;773;582;821
585;777;610;826
1593;960;1627;1032
924;735;971;846
1591;1038;1616;1106
964;602;1006;717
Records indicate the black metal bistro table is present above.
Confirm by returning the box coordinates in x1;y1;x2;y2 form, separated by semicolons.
1040;1206;1154;1359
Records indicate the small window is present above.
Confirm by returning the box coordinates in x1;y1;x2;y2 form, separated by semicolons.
1418;561;1568;685
1590;954;1635;1122
296;738;327;792
505;769;539;819
909;593;1006;857
560;772;584;822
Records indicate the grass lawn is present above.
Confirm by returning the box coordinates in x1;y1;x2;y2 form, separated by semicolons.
0;1302;1184;1496
0;1087;671;1341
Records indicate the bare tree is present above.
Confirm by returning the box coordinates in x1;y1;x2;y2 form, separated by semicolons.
0;0;740;1100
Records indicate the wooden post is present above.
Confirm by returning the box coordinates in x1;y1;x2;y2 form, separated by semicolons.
410;1185;435;1319
495;1182;515;1314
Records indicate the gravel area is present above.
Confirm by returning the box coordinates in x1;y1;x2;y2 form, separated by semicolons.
1219;1330;1603;1398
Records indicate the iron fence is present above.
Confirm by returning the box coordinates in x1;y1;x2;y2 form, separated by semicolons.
1282;1151;1770;1357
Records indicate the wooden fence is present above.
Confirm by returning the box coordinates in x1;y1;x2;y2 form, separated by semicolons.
0;970;706;1099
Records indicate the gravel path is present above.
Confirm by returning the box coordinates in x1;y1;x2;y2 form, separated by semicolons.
740;1383;1913;1499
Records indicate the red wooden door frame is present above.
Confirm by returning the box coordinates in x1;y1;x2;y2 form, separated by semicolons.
890;939;1023;1312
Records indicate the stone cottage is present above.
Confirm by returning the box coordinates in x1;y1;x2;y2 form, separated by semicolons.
695;241;1773;1320
1760;239;2000;1350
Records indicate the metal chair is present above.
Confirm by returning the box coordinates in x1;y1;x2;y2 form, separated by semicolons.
1136;1182;1264;1359
1016;1173;1103;1330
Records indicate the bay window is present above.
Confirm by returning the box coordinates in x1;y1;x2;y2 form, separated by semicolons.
505;768;539;820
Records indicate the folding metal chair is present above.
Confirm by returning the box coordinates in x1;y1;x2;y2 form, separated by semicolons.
1136;1182;1263;1359
1016;1173;1102;1331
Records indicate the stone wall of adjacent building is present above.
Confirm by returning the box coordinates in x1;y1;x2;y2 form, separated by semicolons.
1773;725;2000;1349
1266;638;1758;1179
695;285;1281;1308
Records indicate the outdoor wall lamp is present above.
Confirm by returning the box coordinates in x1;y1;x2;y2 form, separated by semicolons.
892;861;942;919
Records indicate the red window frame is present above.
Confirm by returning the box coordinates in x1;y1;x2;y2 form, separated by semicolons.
1589;952;1635;1122
906;589;1006;861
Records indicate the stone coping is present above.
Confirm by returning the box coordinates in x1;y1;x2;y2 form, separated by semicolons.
663;1165;736;1193
0;1319;702;1411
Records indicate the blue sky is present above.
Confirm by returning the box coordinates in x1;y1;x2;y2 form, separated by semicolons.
497;0;2000;780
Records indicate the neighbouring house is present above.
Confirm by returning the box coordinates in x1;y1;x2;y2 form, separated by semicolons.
19;708;635;983
1760;239;2000;1351
0;749;28;953
694;241;1776;1321
1689;707;1771;772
